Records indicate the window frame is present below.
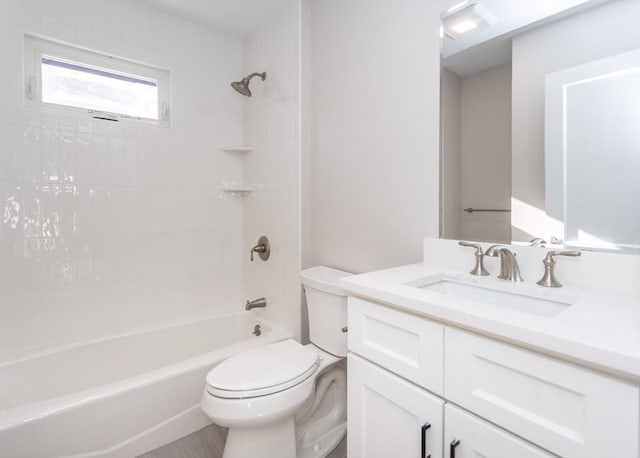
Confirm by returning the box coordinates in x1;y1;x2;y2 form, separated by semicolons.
24;34;171;127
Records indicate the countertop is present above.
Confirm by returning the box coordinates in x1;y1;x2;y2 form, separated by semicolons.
341;263;640;383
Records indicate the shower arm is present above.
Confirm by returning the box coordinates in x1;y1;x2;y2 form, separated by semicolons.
245;72;266;82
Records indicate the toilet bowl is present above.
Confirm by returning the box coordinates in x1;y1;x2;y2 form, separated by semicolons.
200;266;351;458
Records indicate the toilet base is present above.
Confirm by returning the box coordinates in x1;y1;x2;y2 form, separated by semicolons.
223;417;296;458
297;422;346;458
296;362;347;458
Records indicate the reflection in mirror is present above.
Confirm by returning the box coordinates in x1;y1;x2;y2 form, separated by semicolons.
545;48;640;251
440;0;640;252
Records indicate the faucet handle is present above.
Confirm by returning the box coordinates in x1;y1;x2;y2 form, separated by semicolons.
544;250;581;260
458;241;489;276
537;250;581;288
250;236;270;262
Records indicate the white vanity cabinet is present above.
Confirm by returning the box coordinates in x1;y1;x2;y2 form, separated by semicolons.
348;354;444;458
445;327;639;457
347;296;640;458
444;404;554;458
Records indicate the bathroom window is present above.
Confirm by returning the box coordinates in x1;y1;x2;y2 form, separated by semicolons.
24;35;170;126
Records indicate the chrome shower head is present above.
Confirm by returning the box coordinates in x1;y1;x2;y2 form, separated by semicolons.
231;72;266;97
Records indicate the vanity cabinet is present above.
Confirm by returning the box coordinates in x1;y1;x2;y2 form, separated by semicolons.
348;354;444;458
444;404;553;458
445;327;639;457
347;296;640;458
348;297;444;395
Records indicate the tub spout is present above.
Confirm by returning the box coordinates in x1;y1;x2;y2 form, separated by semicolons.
246;297;267;310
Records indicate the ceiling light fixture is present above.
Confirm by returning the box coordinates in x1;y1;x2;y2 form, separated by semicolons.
442;2;496;39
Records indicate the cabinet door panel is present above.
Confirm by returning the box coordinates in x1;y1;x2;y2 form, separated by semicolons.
445;404;554;458
348;354;444;458
348;297;444;395
445;327;639;457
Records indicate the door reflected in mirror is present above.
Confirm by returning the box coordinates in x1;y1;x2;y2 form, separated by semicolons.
440;0;640;252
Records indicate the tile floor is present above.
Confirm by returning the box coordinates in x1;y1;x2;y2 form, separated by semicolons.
138;423;347;458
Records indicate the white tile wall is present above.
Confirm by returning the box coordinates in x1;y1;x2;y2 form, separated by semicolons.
242;2;302;340
0;0;246;359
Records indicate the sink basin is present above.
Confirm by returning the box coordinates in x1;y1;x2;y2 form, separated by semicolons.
413;275;573;317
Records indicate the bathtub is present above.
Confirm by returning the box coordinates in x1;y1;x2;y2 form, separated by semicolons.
0;312;291;458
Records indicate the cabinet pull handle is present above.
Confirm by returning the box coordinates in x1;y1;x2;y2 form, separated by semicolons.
421;422;431;458
450;439;460;458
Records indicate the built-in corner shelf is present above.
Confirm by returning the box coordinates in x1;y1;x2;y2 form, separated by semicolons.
219;147;254;197
220;147;254;153
221;186;254;196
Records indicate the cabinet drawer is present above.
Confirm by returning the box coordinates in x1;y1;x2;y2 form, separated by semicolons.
445;327;639;457
445;404;554;458
348;296;444;395
348;353;444;458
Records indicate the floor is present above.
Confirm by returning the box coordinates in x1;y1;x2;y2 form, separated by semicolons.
138;423;347;458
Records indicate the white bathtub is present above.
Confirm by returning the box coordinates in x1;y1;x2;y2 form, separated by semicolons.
0;313;291;458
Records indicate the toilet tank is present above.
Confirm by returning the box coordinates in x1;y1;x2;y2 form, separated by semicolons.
301;266;352;357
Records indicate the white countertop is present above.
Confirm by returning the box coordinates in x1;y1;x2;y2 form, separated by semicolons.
341;262;640;382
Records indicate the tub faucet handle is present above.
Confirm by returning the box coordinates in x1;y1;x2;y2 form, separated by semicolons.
250;236;270;261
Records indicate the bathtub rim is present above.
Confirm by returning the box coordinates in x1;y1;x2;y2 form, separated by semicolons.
0;310;278;367
0;311;292;431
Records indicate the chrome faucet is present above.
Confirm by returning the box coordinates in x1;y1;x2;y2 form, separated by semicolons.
537;250;581;287
458;241;489;276
245;297;267;310
485;245;523;282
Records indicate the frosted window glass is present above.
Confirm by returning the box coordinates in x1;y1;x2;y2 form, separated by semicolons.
41;56;158;120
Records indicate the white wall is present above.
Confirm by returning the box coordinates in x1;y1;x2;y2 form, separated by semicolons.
306;0;445;274
460;63;511;242
511;0;640;241
0;0;245;358
242;2;302;339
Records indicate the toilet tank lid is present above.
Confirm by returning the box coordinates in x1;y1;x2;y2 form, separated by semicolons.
300;266;353;296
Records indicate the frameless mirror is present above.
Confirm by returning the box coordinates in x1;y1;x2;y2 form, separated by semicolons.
440;0;640;252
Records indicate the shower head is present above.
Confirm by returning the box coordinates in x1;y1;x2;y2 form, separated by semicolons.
231;72;267;97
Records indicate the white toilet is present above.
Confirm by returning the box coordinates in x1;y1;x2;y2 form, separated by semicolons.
201;266;351;458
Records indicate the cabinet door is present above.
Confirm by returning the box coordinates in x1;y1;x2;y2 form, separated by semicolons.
444;404;554;458
445;327;639;457
348;354;444;458
348;297;444;395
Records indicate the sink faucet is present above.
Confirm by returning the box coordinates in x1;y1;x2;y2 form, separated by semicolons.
458;241;489;276
537;250;581;287
485;245;523;282
245;297;267;310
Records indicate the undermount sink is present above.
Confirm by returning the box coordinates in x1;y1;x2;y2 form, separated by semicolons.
412;275;574;317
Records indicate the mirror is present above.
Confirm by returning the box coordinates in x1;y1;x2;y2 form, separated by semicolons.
440;0;640;252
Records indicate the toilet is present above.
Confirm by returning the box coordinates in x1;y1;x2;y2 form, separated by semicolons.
200;266;351;458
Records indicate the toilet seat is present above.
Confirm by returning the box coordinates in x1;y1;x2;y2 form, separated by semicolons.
206;340;319;399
